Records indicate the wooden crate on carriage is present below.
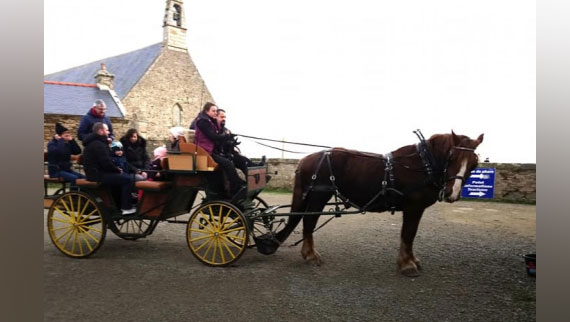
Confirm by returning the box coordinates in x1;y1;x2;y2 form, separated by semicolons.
168;136;217;171
247;166;267;191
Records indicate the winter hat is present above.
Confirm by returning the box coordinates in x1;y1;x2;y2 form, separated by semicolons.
55;123;69;135
153;146;167;161
169;126;185;139
110;140;123;152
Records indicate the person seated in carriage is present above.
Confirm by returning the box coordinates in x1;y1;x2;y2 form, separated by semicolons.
146;146;169;181
110;141;148;182
168;126;185;151
82;122;136;215
215;108;265;176
193;102;247;200
47;123;85;188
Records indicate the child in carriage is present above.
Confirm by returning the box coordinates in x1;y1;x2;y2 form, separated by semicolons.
110;141;147;182
147;146;169;181
47;123;85;188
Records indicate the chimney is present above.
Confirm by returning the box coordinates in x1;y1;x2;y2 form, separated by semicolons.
95;63;115;90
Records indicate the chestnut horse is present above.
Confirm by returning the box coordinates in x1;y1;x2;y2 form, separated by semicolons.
269;131;483;277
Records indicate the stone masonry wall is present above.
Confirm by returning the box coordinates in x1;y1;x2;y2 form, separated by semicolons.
265;159;536;203
121;47;214;152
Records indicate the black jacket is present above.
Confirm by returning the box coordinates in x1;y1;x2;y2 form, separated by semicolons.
120;135;151;170
46;138;82;176
82;133;120;181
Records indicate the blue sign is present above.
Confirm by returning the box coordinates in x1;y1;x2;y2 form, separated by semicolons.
461;168;496;199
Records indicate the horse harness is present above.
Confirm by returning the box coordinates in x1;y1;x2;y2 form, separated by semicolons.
301;130;478;215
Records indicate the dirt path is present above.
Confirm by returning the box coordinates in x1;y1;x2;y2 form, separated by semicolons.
44;193;535;322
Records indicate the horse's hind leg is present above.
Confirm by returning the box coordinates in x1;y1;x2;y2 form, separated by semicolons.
300;192;332;266
398;208;425;277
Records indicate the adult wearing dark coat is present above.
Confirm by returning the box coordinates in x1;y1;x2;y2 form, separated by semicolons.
47;123;85;186
77;99;114;143
82;122;135;215
120;128;151;172
195;103;246;200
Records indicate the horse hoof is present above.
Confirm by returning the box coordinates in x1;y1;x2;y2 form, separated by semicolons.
401;266;420;277
303;251;323;266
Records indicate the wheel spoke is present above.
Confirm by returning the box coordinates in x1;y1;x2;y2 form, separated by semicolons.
51;216;73;225
208;206;220;230
190;234;214;243
198;212;216;232
78;227;94;252
53;207;72;221
211;238;218;263
218;239;225;263
82;229;102;243
220;215;240;232
68;195;76;219
193;237;213;252
76;229;84;255
221;235;244;249
80;218;102;225
78;209;99;223
220;208;234;229
221;226;245;235
202;238;215;259
54;227;74;243
219;238;237;259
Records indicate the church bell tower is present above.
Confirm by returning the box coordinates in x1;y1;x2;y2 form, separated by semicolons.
163;0;188;51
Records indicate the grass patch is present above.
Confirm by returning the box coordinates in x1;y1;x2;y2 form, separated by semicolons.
262;187;293;194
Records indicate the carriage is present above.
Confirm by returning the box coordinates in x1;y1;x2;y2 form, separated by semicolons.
45;130;484;276
45;139;283;266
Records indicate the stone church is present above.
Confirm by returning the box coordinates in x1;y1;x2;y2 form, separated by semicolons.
44;0;214;150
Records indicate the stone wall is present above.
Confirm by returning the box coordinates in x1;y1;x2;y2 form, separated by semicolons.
121;47;214;152
265;159;536;203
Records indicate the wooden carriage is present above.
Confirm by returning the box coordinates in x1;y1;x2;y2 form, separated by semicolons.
45;139;271;266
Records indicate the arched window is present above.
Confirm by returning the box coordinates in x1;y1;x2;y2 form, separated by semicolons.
172;103;182;126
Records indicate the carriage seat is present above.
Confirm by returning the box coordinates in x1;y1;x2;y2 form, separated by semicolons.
44;175;66;183
75;179;101;188
135;181;172;191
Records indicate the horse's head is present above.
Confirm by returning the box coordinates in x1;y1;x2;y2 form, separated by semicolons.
430;131;484;203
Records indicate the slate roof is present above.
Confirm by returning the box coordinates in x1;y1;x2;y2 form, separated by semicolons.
44;82;123;118
44;43;163;99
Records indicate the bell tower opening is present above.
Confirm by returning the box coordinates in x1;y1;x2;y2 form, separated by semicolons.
163;0;187;51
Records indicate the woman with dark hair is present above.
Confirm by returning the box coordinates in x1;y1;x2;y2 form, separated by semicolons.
119;128;150;178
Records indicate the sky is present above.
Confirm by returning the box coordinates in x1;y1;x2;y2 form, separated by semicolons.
44;0;536;163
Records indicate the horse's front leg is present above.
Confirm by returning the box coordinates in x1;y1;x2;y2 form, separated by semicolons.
397;209;425;277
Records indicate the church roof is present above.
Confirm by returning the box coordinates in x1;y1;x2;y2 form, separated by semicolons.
44;82;124;118
44;43;163;99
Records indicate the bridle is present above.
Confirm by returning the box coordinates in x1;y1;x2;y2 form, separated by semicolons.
413;130;478;201
438;145;478;201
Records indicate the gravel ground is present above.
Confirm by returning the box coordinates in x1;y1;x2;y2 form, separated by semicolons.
44;192;536;322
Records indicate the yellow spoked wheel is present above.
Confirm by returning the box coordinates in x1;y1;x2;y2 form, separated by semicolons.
187;201;249;266
47;192;106;258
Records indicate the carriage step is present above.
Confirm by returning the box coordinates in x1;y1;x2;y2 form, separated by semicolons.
165;219;189;224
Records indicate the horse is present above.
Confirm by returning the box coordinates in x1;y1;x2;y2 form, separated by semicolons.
260;130;483;277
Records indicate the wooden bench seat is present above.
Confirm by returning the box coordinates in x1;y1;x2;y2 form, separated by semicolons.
44;175;66;183
75;179;101;188
135;181;172;191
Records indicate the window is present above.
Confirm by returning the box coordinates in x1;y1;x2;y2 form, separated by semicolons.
172;103;182;126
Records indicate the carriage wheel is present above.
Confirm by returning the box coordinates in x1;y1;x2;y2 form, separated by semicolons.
47;192;106;258
109;218;159;240
187;201;249;266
